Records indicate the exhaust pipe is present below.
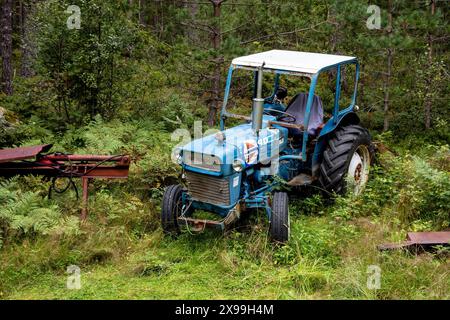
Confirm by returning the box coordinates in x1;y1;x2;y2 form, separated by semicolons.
252;63;265;133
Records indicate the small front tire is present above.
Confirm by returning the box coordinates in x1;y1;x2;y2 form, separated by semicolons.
270;192;290;243
161;184;183;235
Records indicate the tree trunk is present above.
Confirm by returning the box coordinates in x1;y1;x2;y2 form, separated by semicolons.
128;0;133;19
423;0;435;130
20;0;37;77
139;0;146;27
158;0;164;38
383;49;392;132
383;0;393;132
207;0;225;127
1;0;14;95
327;4;340;91
151;0;159;34
185;0;198;42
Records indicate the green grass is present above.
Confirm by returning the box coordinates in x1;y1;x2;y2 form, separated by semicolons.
0;125;448;300
1;209;448;300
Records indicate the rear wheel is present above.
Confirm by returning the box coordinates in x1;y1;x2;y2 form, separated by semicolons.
161;184;183;235
270;192;290;243
319;125;373;196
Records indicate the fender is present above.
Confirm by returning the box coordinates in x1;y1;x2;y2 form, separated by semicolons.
311;111;360;177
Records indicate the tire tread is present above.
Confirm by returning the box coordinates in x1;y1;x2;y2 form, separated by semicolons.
319;125;372;195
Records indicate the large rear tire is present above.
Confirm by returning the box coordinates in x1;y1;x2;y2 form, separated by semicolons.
270;192;290;243
319;125;373;196
161;184;183;235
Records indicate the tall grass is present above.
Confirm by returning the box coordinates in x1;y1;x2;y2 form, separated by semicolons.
0;123;449;299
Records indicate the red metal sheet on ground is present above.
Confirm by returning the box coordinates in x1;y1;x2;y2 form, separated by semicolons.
407;232;450;245
0;144;53;163
379;231;450;251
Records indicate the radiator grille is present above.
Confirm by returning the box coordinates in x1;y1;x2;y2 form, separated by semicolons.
185;171;230;206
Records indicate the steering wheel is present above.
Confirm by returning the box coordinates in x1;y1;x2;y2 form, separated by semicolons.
264;96;274;104
263;108;296;123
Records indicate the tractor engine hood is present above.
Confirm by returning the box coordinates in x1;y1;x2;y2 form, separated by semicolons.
180;117;288;176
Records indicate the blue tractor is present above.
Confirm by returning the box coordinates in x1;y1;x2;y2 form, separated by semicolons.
162;50;373;242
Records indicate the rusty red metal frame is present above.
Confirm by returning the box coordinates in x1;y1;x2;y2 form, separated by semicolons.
0;144;53;163
378;231;450;251
0;144;130;219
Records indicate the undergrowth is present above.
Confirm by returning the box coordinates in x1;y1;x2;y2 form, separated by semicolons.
0;124;449;299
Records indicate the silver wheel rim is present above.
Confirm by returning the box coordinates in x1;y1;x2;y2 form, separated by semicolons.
347;145;370;196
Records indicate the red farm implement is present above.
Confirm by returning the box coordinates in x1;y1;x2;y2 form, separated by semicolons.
0;144;130;219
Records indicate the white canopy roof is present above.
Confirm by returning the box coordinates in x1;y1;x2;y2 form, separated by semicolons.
231;50;356;74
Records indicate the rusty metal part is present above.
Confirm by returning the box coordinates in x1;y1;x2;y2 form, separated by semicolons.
268;120;304;131
0;145;130;219
0;162;130;178
81;177;90;220
178;217;224;232
178;204;241;232
286;173;316;186
378;231;450;251
0;144;52;163
226;113;252;122
354;163;362;182
43;154;130;166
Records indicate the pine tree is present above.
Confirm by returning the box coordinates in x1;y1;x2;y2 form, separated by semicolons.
1;0;14;95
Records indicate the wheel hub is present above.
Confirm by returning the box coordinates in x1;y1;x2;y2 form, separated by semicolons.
347;145;370;195
354;163;362;182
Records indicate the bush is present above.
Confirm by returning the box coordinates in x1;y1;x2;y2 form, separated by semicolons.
325;146;450;229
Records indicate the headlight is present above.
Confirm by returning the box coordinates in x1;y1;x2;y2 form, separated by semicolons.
232;159;245;172
173;148;183;164
176;154;183;164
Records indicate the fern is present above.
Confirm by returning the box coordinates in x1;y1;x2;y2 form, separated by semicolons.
0;179;80;242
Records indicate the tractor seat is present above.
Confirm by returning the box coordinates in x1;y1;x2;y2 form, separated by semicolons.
285;93;324;136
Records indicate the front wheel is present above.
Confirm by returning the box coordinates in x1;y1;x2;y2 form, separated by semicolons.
269;192;290;243
319;125;373;196
161;184;183;235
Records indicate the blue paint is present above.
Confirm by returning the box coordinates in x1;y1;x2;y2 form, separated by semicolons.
334;64;341;123
220;65;235;131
